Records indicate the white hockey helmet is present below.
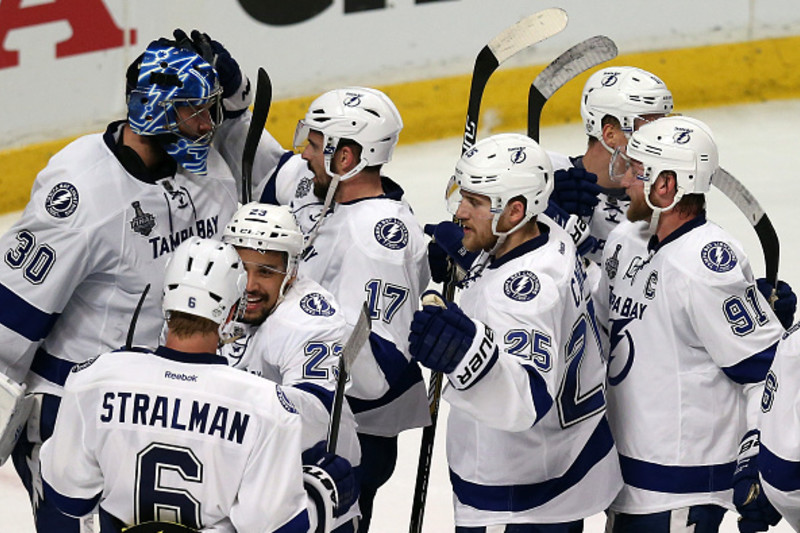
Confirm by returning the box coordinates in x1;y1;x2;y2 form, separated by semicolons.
294;86;403;180
162;237;247;325
580;66;674;140
222;202;304;280
627;115;719;211
448;133;553;237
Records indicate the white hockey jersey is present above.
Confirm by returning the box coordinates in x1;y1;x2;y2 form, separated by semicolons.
39;347;311;532
760;322;800;531
442;219;622;526
596;214;782;514
299;179;431;437
0;122;238;395
218;276;361;526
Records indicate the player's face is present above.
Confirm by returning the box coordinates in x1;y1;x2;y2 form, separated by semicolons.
237;247;288;325
301;130;333;199
175;102;214;140
455;190;497;252
621;158;652;222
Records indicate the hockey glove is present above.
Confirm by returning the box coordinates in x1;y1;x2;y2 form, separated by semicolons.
732;430;782;533
756;278;796;329
301;441;358;518
551;167;602;218
543;202;598;258
173;29;253;120
409;290;476;374
424;222;479;284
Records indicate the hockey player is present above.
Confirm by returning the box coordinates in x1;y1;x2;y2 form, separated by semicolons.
292;87;431;532
760;323;800;531
39;237;357;532
549;66;674;264
0;30;252;530
220;202;361;532
410;133;622;531
596;116;785;532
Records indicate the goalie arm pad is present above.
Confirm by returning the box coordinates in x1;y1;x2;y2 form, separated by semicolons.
303;464;337;533
0;372;33;465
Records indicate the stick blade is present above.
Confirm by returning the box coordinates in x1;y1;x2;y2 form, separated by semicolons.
342;302;372;371
487;8;568;64
532;35;618;100
241;67;272;204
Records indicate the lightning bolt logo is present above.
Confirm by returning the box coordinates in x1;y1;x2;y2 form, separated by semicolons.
45;182;79;218
503;271;540;302
374;218;409;250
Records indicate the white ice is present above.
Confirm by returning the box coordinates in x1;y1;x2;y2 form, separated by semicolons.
2;99;799;532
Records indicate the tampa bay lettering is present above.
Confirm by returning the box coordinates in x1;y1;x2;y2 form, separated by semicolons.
149;216;219;259
100;390;249;444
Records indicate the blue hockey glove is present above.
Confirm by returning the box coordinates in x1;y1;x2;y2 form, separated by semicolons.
302;441;358;517
543;201;598;258
173;29;253;120
756;278;796;329
732;430;782;533
424;222;479;284
409;290;476;373
551;167;602;217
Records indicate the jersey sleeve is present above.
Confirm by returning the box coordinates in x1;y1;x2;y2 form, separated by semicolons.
0;183;98;383
40;372;103;517
231;399;311;533
760;325;800;529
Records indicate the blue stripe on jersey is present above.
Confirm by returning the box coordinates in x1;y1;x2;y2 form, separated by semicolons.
722;342;777;384
43;479;100;518
761;443;800;492
619;454;735;493
368;331;411;388
274;509;311;532
294;382;335;413
347;360;423;414
449;416;614;512
0;281;59;341
31;347;76;386
525;364;553;425
259;151;295;205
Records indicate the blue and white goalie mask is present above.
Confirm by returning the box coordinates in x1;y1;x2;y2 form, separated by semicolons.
127;41;222;175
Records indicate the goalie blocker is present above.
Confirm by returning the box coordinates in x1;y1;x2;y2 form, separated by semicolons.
0;372;33;465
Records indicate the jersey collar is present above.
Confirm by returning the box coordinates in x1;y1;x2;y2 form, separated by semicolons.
104;120;177;184
338;175;405;205
647;210;707;253
154;345;229;366
488;222;551;270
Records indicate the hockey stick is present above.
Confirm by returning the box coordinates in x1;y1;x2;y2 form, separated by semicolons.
409;9;568;533
713;167;780;297
327;302;371;454
124;283;151;350
527;35;618;142
241;67;272;204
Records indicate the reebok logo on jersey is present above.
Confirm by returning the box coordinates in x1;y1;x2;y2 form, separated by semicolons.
165;370;198;382
45;182;79;218
374;218;409;250
701;241;737;273
503;271;540;302
300;293;335;317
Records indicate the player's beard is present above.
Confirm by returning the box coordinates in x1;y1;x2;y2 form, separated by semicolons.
313;176;331;200
242;291;275;326
626;191;653;223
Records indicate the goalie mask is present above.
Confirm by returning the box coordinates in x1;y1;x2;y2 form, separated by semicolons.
163;237;247;333
222;202;304;304
447;133;553;240
127;40;222;175
580;66;673;142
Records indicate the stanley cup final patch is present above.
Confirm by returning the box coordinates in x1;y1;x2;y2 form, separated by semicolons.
45;182;79;218
130;201;157;237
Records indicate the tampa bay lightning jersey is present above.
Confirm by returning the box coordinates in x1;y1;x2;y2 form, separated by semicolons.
218;275;361;526
39;347;310;532
299;178;431;437
0;122;238;395
442;218;622;526
759;322;800;531
595;214;782;514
